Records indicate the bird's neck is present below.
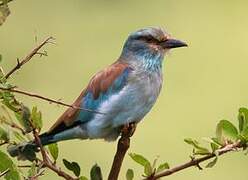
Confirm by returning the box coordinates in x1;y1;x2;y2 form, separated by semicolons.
120;51;164;73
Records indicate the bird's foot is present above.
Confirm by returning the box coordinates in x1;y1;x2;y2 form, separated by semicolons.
121;122;137;138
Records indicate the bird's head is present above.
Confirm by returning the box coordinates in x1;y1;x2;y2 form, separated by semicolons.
120;27;187;69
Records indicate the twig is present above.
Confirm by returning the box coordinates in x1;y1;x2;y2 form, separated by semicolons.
5;36;54;79
0;168;10;178
10;122;26;134
108;123;136;180
145;141;241;180
3;120;26;135
32;127;77;180
0;87;104;114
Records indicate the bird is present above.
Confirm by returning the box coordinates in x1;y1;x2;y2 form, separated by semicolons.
8;27;187;160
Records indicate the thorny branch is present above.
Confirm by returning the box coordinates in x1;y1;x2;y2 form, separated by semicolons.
5;36;55;79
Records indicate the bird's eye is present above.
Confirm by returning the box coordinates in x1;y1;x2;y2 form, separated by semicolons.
146;36;154;42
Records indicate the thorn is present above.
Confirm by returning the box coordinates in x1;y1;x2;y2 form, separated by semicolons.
16;58;21;67
196;163;203;170
190;155;195;161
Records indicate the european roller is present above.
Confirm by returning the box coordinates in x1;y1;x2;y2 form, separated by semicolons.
8;27;187;159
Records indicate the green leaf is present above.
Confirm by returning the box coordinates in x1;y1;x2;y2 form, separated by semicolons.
62;158;71;169
0;150;21;180
202;137;221;152
48;143;58;162
151;156;158;169
62;159;81;177
70;162;80;177
238;107;248;133
184;138;210;154
216;120;238;144
126;169;134;180
129;153;152;176
210;143;219;152
0;4;10;26
206;157;218;168
90;164;102;180
156;162;169;173
144;163;153;176
238;127;248;144
0;126;9;142
31;106;42;131
129;153;150;167
2;91;19;112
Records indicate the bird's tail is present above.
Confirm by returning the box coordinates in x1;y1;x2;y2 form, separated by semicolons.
7;133;56;161
8;125;88;161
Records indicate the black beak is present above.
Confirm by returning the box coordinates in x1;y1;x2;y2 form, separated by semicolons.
161;39;188;49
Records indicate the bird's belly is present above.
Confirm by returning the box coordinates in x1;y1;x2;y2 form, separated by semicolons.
112;84;160;126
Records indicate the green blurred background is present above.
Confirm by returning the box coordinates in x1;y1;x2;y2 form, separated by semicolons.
1;0;248;179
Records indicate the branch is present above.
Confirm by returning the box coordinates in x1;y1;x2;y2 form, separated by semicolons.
0;87;104;114
146;141;242;180
32;127;77;180
108;123;136;180
4;36;54;79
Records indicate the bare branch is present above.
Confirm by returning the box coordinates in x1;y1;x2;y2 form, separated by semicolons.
5;36;54;79
108;123;136;180
145;141;242;180
0;87;105;114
